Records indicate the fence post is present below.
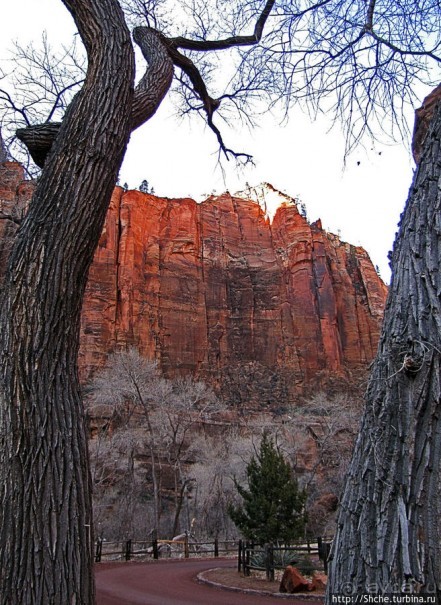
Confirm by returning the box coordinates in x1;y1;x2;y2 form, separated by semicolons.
95;538;102;563
125;539;132;561
270;543;275;582
152;530;159;560
184;534;189;558
238;540;242;572
244;541;251;576
214;537;219;558
318;537;331;573
317;536;323;559
265;543;274;582
323;542;331;574
264;544;270;580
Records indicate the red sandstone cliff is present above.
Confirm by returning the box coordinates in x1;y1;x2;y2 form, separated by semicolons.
79;182;387;388
0;162;387;396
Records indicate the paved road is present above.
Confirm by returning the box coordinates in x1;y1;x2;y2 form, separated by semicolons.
95;559;324;605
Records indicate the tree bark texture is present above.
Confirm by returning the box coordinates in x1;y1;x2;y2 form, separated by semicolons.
326;101;441;599
0;0;135;603
14;27;173;169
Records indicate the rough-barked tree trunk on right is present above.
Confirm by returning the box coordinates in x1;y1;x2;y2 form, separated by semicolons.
327;100;441;600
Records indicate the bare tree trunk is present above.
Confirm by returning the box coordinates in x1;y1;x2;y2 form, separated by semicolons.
172;476;189;538
327;101;441;600
136;390;162;533
147;437;162;533
0;1;134;602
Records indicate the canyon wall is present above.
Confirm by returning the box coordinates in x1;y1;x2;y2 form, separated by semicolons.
80;182;387;389
0;163;387;398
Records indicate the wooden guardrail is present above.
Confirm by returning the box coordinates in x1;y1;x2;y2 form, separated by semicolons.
95;535;238;562
237;537;332;580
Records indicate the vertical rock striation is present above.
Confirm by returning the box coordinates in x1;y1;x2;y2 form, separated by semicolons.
0;163;387;394
79;185;387;391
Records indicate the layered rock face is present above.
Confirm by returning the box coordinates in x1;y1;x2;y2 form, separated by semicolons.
0;162;387;395
0;162;33;288
80;182;387;389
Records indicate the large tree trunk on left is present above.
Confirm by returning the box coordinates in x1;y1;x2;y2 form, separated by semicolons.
0;1;135;603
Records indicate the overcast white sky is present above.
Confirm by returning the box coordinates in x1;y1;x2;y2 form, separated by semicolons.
1;0;424;282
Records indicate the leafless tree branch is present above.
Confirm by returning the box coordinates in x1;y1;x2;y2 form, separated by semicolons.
169;0;275;51
2;0;441;170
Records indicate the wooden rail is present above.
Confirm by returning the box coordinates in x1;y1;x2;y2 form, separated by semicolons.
237;537;333;580
95;536;238;562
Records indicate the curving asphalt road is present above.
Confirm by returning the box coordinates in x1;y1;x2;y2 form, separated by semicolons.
95;559;324;605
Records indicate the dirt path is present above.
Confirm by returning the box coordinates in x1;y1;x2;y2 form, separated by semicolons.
95;559;324;605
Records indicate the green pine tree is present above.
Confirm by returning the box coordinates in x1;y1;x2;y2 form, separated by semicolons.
139;179;150;193
228;433;307;544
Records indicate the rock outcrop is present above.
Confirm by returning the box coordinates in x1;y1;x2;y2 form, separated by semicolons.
279;566;314;593
80;183;387;390
0;164;387;399
0;130;7;164
0;162;33;288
